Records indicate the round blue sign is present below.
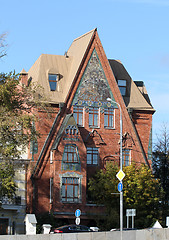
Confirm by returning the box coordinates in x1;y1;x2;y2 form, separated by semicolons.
118;182;123;192
75;209;81;218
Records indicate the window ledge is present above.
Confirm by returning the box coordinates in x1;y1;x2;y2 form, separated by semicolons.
86;203;104;207
87;164;98;166
61;201;81;204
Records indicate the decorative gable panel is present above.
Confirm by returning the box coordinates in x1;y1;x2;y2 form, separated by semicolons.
72;49;117;110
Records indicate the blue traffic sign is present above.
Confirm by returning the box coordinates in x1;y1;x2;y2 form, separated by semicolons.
118;182;123;192
75;209;81;218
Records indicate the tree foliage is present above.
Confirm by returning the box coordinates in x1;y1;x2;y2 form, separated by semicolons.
153;124;169;225
88;163;162;230
0;71;49;199
0;71;48;160
0;33;49;200
0;162;16;199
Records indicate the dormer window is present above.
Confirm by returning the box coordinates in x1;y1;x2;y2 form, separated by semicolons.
48;74;58;91
118;80;127;96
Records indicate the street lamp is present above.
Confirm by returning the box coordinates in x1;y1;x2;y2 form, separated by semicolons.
107;97;123;234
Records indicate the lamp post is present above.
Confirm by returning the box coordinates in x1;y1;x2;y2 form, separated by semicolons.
107;97;123;235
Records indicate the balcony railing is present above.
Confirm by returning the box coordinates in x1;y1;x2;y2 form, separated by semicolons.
0;195;21;205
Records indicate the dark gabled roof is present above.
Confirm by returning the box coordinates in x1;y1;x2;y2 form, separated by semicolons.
109;59;155;112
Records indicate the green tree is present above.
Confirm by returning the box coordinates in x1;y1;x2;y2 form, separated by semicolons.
0;71;48;199
123;164;162;228
0;162;16;199
153;124;169;225
88;163;162;230
0;33;49;200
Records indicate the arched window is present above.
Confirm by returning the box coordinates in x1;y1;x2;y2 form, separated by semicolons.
62;144;79;163
65;125;78;135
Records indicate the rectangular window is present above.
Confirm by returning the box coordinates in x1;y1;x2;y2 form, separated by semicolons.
104;108;114;128
87;147;99;165
122;149;130;166
48;74;58;91
73;106;83;126
61;177;79;202
63;145;78;163
118;80;127;96
89;107;99;127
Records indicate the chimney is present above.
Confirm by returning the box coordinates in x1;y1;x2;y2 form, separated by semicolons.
20;68;28;86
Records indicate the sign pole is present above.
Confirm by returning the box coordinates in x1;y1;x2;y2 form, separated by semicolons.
75;209;81;225
107;98;123;240
132;215;134;229
126;209;136;229
127;215;129;229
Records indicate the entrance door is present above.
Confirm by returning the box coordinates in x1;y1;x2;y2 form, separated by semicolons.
0;218;8;235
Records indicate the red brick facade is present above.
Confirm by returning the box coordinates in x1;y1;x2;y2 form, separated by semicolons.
23;29;154;224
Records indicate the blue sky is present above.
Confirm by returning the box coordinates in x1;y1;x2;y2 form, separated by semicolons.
1;0;169;145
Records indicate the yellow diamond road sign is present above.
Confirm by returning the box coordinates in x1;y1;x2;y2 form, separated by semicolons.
116;170;125;181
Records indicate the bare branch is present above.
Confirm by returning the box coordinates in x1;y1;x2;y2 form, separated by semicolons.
0;32;8;59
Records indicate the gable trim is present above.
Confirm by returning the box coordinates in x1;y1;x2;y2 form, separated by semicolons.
31;106;63;179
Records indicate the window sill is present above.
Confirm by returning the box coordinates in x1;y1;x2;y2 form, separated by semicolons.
86;203;104;207
61;201;81;204
87;164;98;166
104;127;115;129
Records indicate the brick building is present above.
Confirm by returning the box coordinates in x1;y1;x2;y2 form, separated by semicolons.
21;29;155;225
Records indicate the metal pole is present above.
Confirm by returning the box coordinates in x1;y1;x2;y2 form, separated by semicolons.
127;216;129;229
119;103;123;234
107;98;123;234
132;215;134;229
